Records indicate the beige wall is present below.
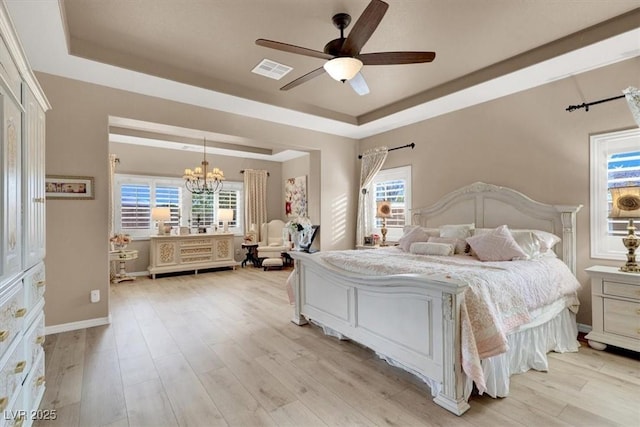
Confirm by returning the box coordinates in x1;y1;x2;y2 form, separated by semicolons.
40;72;358;328
359;57;640;326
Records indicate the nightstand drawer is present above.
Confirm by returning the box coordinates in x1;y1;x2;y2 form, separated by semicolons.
603;299;640;339
603;281;640;300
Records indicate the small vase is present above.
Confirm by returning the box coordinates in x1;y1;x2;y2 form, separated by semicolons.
113;243;127;251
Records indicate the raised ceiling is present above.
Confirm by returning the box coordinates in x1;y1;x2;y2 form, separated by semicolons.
6;1;640;139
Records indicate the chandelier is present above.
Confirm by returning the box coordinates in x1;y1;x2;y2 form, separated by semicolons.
183;138;225;194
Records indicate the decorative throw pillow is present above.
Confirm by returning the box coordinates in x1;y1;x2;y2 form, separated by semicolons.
428;236;466;254
466;225;528;261
531;230;561;253
440;223;474;254
510;230;542;259
410;242;455;256
398;226;430;252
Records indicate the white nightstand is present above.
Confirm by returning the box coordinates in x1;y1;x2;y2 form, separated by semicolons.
585;266;640;352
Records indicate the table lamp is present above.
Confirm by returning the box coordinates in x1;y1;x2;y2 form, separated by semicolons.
151;207;171;235
218;209;234;233
609;186;640;272
376;200;392;246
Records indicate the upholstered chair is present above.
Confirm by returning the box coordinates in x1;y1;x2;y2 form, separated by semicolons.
256;220;290;261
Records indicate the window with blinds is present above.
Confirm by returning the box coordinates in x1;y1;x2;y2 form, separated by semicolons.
191;193;215;227
156;185;181;227
590;128;640;259
375;179;406;228
115;174;244;237
218;189;238;228
120;184;151;229
370;165;411;241
607;150;640;236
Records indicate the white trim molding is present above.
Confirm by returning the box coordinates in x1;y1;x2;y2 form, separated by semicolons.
45;315;112;335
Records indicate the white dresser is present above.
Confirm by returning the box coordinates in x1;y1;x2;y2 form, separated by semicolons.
148;233;238;279
585;266;640;352
0;2;50;425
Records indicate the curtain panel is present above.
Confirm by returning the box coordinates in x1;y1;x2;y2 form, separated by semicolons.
243;169;268;241
356;146;388;246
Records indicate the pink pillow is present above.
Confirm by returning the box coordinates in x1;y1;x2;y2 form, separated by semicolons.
398;226;429;252
466;225;528;261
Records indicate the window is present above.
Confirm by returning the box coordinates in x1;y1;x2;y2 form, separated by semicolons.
590;128;640;259
115;174;243;238
370;165;411;241
190;182;242;231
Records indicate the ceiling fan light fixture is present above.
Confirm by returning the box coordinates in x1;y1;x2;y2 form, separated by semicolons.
323;57;363;82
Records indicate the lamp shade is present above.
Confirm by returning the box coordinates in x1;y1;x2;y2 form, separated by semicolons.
323;57;363;82
609;186;640;218
218;209;234;221
151;207;171;221
376;200;392;218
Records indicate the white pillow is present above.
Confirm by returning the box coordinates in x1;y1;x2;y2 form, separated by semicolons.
531;230;561;253
398;226;430;252
473;228;561;255
510;230;542;259
466;225;528;262
410;242;454;256
440;223;475;240
440;223;474;253
428;236;466;254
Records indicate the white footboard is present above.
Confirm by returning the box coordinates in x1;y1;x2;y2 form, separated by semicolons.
289;252;470;416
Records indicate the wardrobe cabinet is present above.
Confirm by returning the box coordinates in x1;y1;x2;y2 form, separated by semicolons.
0;2;50;426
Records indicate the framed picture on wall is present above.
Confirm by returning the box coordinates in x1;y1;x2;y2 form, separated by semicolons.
45;175;95;200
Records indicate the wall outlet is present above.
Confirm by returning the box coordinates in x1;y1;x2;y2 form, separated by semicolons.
90;289;100;303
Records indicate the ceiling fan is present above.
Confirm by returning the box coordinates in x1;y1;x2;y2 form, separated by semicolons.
255;0;435;96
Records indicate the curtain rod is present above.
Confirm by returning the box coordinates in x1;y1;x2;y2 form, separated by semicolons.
565;94;625;112
358;142;415;159
240;169;270;176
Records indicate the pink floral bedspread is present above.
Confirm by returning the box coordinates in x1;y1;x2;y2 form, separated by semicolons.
319;247;580;393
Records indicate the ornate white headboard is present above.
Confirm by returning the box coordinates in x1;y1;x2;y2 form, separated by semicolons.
411;182;583;274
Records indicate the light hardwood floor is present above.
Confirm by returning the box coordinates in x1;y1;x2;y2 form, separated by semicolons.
37;267;639;427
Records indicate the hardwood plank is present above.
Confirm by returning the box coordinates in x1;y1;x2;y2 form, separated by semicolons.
78;346;127;427
268;401;327;427
40;330;86;409
255;352;373;426
211;341;297;412
198;367;278;427
161;376;228;426
118;353;159;387
33;402;80;427
292;355;429;426
124;378;178;427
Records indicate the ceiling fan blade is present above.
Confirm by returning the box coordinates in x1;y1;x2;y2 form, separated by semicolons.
341;0;389;56
358;51;436;65
349;73;370;96
280;67;326;91
256;39;334;60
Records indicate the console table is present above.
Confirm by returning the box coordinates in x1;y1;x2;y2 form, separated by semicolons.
148;233;238;279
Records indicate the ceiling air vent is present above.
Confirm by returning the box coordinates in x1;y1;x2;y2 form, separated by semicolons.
251;59;293;80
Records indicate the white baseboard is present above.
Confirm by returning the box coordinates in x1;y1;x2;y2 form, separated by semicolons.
45;315;112;335
577;322;592;334
128;271;149;277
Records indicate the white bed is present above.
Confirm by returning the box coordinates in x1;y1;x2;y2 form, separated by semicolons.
288;182;582;415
